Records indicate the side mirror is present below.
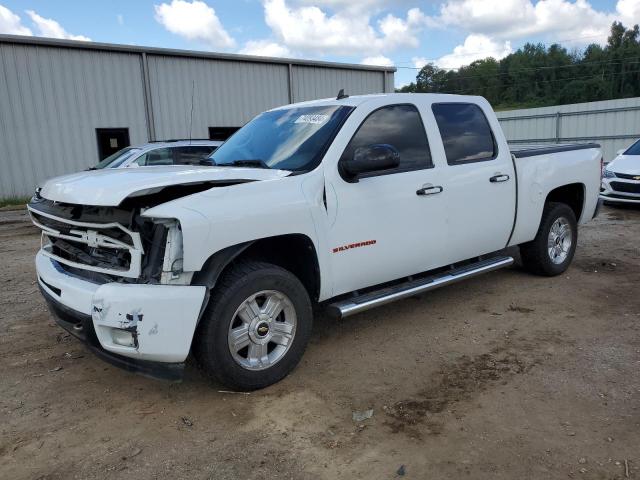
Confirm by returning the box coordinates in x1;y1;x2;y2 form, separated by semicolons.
340;144;400;181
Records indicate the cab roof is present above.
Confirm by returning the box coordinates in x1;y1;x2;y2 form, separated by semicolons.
269;92;486;111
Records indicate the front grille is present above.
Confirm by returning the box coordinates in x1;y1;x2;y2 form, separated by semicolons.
610;181;640;194
28;206;143;278
48;237;132;271
614;172;640;180
31;211;135;246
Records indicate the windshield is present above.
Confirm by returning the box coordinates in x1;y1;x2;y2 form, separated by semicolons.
93;147;142;169
624;139;640;156
210;105;353;171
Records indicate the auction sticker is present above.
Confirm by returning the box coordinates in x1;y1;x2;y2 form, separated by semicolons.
295;114;329;125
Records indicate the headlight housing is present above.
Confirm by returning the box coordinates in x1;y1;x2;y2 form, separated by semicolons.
602;168;617;179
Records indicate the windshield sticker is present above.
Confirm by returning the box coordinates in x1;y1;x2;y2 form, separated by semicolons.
295;114;329;125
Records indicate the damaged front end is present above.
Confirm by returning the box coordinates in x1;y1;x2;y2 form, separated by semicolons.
28;191;198;285
28;185;217;380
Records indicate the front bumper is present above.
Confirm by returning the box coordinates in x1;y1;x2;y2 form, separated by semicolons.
599;192;640;204
36;251;206;381
600;178;640;204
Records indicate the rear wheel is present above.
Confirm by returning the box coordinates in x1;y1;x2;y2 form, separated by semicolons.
194;260;312;390
520;202;577;276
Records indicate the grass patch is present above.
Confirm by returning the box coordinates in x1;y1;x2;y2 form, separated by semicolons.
0;196;31;208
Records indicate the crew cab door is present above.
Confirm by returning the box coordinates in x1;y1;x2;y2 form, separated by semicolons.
323;103;448;297
431;102;516;262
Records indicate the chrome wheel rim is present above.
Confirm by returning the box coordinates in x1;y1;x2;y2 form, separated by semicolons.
227;290;297;371
547;216;572;265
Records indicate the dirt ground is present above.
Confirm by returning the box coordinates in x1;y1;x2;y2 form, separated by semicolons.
1;205;639;480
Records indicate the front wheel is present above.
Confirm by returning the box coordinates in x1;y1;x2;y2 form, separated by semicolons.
520;202;577;276
194;260;313;390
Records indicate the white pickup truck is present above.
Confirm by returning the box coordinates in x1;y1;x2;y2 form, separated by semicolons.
28;93;602;390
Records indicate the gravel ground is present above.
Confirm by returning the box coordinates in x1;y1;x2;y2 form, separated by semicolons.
1;205;639;480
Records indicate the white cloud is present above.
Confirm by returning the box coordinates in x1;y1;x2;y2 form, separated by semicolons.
117;14;124;26
263;0;429;56
0;5;32;35
378;8;434;50
436;34;512;69
425;0;640;72
412;56;431;69
239;39;291;57
436;0;638;46
26;10;90;41
361;54;393;66
154;0;235;49
617;0;640;24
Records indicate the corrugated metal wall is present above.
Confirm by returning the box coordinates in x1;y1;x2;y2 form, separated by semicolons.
0;37;394;198
496;97;640;162
291;65;385;102
0;43;148;198
148;55;290;140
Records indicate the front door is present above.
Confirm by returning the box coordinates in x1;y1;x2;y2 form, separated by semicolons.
324;104;449;297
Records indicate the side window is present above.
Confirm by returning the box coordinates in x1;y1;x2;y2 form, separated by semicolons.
135;147;174;166
432;103;497;164
174;146;216;165
341;104;432;174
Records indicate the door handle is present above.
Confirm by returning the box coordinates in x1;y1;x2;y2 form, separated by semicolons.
416;185;443;196
490;174;510;183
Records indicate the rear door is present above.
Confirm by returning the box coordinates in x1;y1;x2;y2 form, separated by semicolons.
430;102;515;262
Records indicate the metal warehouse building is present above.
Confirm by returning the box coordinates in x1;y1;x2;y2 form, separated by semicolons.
496;96;640;162
0;35;395;198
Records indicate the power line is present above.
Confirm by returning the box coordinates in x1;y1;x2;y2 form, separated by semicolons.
394;57;640;83
444;67;640;95
391;31;625;72
395;55;640;73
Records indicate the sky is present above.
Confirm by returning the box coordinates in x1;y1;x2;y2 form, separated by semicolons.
0;0;638;87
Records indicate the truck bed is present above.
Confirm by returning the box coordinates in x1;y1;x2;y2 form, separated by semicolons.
509;143;601;158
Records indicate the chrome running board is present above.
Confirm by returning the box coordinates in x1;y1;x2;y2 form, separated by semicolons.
328;256;514;318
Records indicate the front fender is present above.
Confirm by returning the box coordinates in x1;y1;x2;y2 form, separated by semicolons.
141;175;323;276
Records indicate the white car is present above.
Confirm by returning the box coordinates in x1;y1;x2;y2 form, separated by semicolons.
28;93;602;390
600;139;640;205
92;140;223;169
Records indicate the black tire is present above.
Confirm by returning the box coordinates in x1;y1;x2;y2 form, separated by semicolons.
194;260;312;391
520;202;578;276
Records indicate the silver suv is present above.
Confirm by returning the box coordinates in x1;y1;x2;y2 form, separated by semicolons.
93;139;223;169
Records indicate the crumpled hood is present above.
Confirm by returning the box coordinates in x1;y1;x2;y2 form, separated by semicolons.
608;154;640;176
39;165;291;206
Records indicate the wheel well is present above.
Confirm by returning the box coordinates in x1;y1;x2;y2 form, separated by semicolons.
545;183;585;221
194;234;321;302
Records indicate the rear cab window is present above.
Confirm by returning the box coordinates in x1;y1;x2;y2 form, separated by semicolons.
340;104;432;177
432;103;497;165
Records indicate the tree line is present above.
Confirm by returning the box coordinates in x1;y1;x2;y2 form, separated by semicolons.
397;22;640;110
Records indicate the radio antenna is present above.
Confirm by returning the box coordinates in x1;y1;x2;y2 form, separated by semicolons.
188;79;195;144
